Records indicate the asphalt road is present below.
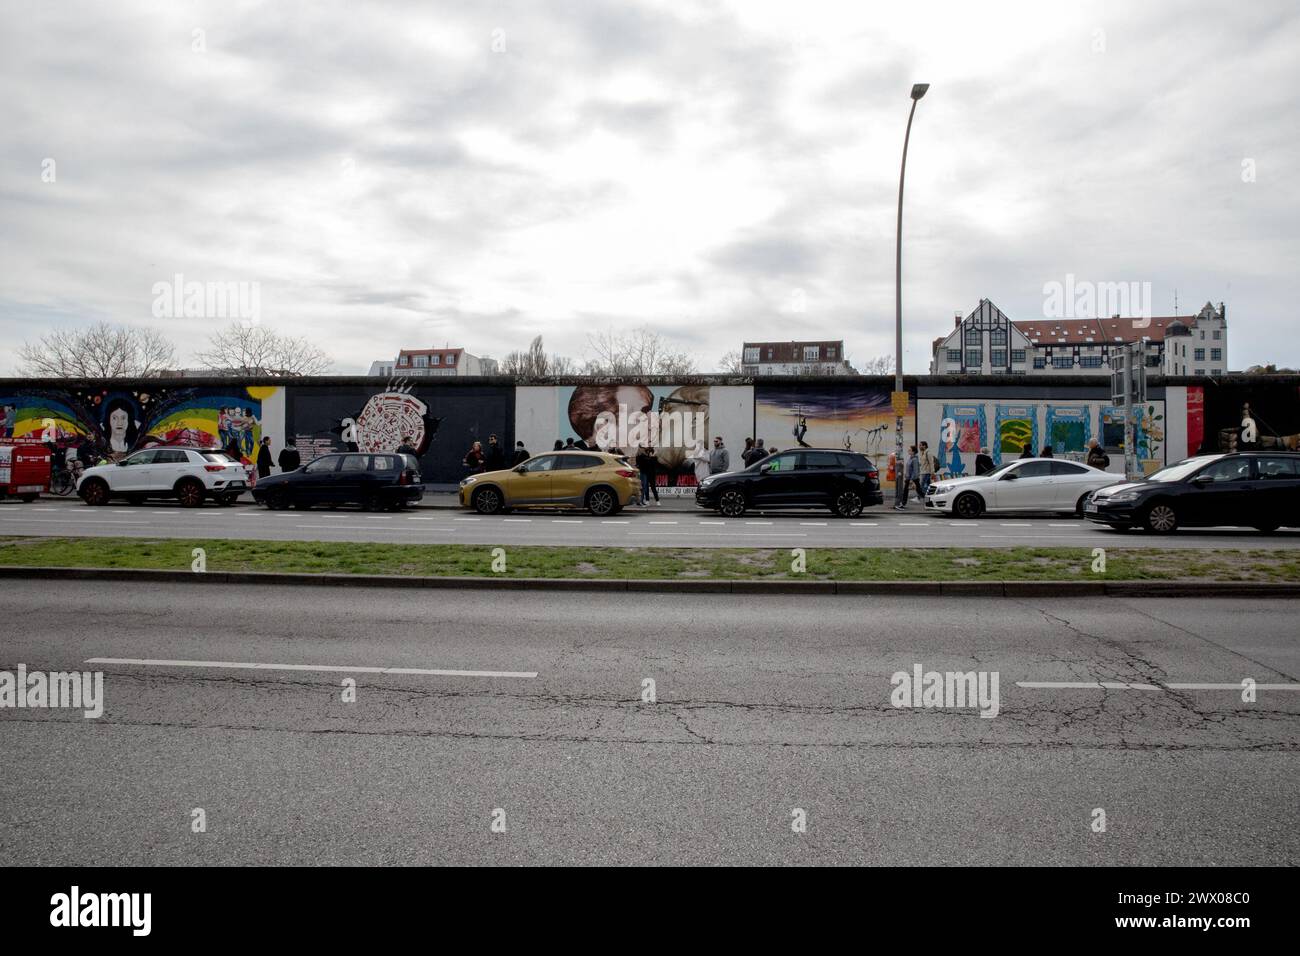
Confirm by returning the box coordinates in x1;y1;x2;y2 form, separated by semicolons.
4;497;1299;549
1;582;1296;865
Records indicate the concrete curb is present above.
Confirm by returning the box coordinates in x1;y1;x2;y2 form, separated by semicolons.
2;565;1297;597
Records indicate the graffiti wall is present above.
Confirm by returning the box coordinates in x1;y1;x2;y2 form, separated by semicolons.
754;383;916;465
917;397;1165;476
1190;381;1300;454
284;381;514;483
0;385;275;476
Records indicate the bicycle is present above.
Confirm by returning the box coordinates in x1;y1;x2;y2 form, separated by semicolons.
51;459;84;496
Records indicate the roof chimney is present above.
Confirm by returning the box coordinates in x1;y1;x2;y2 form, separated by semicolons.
954;311;962;328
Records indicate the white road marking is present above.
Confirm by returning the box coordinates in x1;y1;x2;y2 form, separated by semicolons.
1017;681;1160;690
850;522;878;527
629;531;806;537
745;521;773;526
451;517;478;521
600;520;629;525
899;522;931;527
293;524;449;531
1165;683;1300;691
408;517;435;520
648;521;678;525
551;519;583;524
999;523;1033;527
85;658;536;679
800;522;828;526
1048;523;1079;527
698;521;725;526
503;518;531;522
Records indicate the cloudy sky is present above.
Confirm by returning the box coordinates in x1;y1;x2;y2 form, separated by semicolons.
2;0;1297;374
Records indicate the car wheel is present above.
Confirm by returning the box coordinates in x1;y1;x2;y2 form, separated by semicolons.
586;486;617;516
473;486;504;515
292;500;312;510
81;479;109;506
362;494;383;512
20;494;37;503
718;489;747;517
217;493;237;507
953;491;984;519
1075;493;1092;517
265;489;291;511
1142;502;1178;534
833;489;864;518
176;478;205;508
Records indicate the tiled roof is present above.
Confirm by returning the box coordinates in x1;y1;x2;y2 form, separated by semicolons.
1011;317;1187;345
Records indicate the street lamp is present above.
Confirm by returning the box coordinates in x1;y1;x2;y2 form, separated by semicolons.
893;83;928;504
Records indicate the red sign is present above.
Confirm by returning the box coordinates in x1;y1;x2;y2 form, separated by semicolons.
1186;385;1204;457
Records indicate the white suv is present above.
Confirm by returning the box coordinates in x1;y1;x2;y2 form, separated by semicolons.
77;447;250;507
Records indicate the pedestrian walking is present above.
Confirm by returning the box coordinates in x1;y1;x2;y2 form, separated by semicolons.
635;444;660;506
686;440;710;485
741;437;755;464
1018;443;1034;459
1086;439;1110;470
485;434;505;471
975;446;994;475
894;445;921;510
256;436;273;479
463;441;485;474
747;438;768;465
512;441;530;465
918;440;936;496
1039;445;1054;459
277;442;301;472
709;436;730;475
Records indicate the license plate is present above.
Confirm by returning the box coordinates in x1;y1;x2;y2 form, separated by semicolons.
1085;502;1099;513
17;485;43;493
227;481;246;489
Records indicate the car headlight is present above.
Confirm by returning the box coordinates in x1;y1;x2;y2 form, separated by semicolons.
460;476;477;487
1106;491;1140;502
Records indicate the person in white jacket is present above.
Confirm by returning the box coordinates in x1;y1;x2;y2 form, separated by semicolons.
687;440;710;485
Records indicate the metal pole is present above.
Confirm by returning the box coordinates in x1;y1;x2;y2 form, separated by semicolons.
894;97;919;502
1122;345;1136;481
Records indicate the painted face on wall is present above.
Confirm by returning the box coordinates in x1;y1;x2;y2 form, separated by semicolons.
108;408;129;450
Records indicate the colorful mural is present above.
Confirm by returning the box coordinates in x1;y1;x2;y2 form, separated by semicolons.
935;404;986;476
0;385;270;476
1193;382;1300;454
754;384;916;465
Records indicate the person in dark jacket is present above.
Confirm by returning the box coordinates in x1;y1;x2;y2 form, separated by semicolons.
395;434;419;457
1086;439;1110;470
974;447;994;475
256;436;273;478
277;443;302;472
512;441;530;465
553;439;564;451
635;445;660;506
1039;445;1054;459
1018;443;1034;459
484;434;505;471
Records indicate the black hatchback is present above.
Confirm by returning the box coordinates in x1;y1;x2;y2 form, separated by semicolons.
252;452;423;511
695;448;883;517
1084;451;1300;533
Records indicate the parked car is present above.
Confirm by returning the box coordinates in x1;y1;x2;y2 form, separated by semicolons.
78;447;248;507
458;451;639;516
925;458;1116;518
1084;452;1300;533
695;448;882;517
253;452;422;510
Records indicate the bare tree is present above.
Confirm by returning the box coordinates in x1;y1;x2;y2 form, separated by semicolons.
196;323;333;376
717;350;743;373
17;322;177;378
500;335;576;378
856;353;892;374
584;327;697;376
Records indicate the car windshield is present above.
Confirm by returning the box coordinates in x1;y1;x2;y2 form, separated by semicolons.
1143;456;1222;482
202;452;235;463
982;462;1018;478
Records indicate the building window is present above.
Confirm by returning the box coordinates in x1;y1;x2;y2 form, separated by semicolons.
947;349;961;363
1194;348;1205;361
991;349;1006;366
1080;356;1103;368
1052;356;1073;368
965;349;981;367
1011;349;1026;364
766;348;774;360
398;356;408;366
1211;348;1222;362
803;346;820;362
826;347;836;359
743;347;759;363
1211;369;1222;375
430;354;441;365
990;328;1007;346
1033;357;1046;369
414;355;428;368
1213;330;1222;340
964;327;981;346
1194;369;1205;376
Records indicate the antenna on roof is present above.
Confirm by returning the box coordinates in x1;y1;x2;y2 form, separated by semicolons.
1173;289;1179;317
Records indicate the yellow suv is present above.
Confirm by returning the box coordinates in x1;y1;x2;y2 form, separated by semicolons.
458;450;640;516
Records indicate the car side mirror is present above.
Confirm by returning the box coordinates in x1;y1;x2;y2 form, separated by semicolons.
760;462;773;473
1191;475;1212;485
115;460;126;467
514;465;527;474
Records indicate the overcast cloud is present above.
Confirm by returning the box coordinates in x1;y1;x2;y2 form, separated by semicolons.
1;0;1297;374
